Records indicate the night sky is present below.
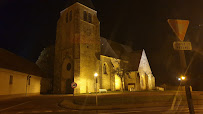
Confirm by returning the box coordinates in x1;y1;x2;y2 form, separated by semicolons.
1;0;203;90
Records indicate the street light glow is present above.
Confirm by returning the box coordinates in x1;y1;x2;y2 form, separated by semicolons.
94;73;98;77
181;76;186;80
178;76;186;81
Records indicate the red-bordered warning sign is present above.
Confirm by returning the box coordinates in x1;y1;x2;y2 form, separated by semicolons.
168;19;189;41
71;82;77;88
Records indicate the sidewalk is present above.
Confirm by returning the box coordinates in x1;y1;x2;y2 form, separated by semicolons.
59;91;203;110
0;93;40;101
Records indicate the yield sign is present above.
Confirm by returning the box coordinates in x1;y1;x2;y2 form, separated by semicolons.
167;19;189;41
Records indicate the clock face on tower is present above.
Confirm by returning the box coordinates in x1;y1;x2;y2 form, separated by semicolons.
83;25;92;36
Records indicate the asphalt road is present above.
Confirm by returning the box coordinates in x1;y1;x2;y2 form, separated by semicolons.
0;94;203;114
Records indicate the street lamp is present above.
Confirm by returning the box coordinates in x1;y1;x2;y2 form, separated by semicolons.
178;76;186;81
26;75;31;96
94;73;98;106
181;76;186;80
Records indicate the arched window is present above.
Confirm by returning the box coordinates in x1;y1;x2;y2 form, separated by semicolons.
83;11;87;21
67;63;71;71
103;64;107;74
66;13;68;23
88;13;92;23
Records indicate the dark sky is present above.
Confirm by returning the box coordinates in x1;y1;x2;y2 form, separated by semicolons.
1;0;203;90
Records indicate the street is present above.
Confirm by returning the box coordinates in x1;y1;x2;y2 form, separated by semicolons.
0;93;203;114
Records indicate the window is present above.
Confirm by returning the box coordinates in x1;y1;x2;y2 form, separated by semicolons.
66;13;68;23
83;11;87;21
69;10;72;21
88;13;92;23
67;63;71;71
103;64;107;74
9;75;13;84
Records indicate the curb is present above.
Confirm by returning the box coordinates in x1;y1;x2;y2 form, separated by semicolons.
59;99;172;110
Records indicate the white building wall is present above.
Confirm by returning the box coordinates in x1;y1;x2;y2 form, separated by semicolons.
0;68;41;95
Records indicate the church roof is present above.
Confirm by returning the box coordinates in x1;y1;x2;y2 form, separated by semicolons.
0;48;43;77
100;37;143;71
65;0;95;10
101;37;133;59
127;50;143;71
100;37;119;58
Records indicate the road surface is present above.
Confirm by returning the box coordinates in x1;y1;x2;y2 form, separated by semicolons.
0;94;203;114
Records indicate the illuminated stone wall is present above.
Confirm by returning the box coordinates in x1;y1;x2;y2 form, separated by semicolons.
138;50;155;90
100;56;111;90
100;55;120;91
54;2;155;94
124;71;140;91
54;2;100;94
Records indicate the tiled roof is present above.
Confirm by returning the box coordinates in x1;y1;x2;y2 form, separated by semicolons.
100;37;119;58
0;48;43;77
100;37;143;71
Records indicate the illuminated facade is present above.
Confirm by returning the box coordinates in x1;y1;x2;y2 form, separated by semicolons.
54;2;100;94
0;48;42;96
54;1;155;94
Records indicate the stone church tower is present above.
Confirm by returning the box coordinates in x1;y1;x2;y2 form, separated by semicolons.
54;0;100;94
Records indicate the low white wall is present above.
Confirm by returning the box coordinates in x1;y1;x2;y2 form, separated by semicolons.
0;68;41;95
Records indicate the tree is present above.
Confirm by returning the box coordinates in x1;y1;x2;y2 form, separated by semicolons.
112;59;129;91
36;45;55;93
36;45;55;78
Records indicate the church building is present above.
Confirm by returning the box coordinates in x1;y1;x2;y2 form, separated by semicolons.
53;0;155;94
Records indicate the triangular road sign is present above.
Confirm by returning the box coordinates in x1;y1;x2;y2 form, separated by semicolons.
167;19;189;41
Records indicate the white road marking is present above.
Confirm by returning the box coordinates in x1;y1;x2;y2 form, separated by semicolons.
0;101;31;112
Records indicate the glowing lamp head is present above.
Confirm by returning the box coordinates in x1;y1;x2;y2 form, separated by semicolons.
94;73;98;77
178;78;181;81
181;76;186;80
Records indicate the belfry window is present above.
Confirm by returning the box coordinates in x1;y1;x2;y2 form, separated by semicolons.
66;13;68;23
88;13;92;23
83;11;87;21
103;64;107;74
69;10;72;21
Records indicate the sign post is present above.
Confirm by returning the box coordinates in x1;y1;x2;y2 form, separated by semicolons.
71;82;77;97
168;19;195;114
94;73;98;106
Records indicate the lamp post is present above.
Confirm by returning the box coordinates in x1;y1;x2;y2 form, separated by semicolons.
94;73;98;106
26;75;31;96
178;75;186;84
